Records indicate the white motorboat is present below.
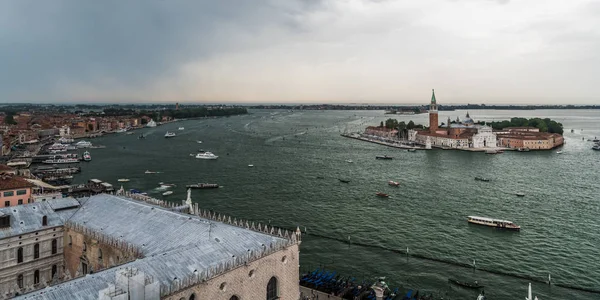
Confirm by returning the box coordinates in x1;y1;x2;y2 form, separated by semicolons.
178;127;185;130
146;120;157;128
345;160;353;163
248;164;254;167
162;191;173;196
164;132;176;138
83;151;92;161
145;170;160;174
556;150;563;154
195;152;218;160
116;128;127;133
117;178;130;182
516;192;525;197
197;140;203;144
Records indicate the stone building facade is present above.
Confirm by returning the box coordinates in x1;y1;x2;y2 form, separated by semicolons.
10;192;301;300
0;198;79;298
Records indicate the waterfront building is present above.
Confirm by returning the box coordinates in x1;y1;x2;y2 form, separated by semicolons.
497;132;563;150
0;174;34;208
58;126;70;137
0;198;80;296
3;193;300;299
409;90;497;149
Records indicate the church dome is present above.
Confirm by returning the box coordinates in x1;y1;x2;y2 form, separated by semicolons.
462;112;474;125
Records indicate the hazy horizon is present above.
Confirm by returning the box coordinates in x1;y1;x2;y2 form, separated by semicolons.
2;0;600;104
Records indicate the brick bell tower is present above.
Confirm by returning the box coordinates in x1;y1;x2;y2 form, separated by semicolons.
429;89;439;133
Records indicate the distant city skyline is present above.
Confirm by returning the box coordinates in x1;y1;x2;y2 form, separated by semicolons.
1;0;599;104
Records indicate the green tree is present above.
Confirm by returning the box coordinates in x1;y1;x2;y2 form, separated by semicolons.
380;121;384;128
385;118;398;129
4;114;16;125
407;120;415;129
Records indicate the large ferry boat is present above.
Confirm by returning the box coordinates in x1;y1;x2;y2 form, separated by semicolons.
43;158;80;164
75;141;93;148
467;216;520;231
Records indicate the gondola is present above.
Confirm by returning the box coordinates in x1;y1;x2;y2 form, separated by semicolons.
338;179;350;183
376;192;389;198
474;176;490;182
448;278;484;289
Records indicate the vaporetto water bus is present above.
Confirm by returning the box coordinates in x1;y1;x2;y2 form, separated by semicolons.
467;216;520;231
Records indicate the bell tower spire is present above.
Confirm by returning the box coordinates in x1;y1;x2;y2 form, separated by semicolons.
428;89;439;133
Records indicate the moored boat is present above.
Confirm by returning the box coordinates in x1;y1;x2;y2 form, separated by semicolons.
448;278;484;289
388;181;400;186
162;191;173;196
467;216;520;231
186;183;220;189
407;148;416;152
485;149;501;154
43;158;80;164
517;147;530;152
146;120;157;128
376;192;389;198
117;178;130;182
75;140;93;148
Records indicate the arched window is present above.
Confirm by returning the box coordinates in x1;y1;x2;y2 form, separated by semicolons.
17;247;23;263
42;215;48;226
17;274;23;288
98;248;103;260
83;242;87;252
189;294;196;300
34;243;40;259
34;270;39;284
68;235;72;246
266;277;278;300
229;296;240;300
52;264;57;278
52;239;58;254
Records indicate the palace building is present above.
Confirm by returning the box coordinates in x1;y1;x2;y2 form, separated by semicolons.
2;191;300;300
409;90;498;149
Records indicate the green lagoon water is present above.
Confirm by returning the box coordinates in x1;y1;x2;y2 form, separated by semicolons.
72;109;600;299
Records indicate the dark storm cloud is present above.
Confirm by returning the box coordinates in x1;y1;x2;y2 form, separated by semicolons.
0;0;322;102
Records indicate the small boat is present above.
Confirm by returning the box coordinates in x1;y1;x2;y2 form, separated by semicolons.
467;216;520;231
517;147;530;152
138;134;146;139
196;152;218;160
338;179;350;183
316;176;325;179
145;170;159;174
388;181;400;186
345;160;353;163
485;149;500;154
162;191;173;196
474;176;490;182
160;183;176;188
116;128;127;133
178;127;185;130
117;179;130;182
186;183;220;189
375;155;393;160
407;148;416;152
477;290;486;300
592;145;600;151
197;140;203;144
376;192;389;198
126;132;134;135
75;141;93;148
448;278;484;289
164;132;176;138
556;150;563;154
248;164;254;167
516;192;525;197
83;151;92;162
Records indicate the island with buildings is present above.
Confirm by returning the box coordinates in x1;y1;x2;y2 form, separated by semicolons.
350;90;565;151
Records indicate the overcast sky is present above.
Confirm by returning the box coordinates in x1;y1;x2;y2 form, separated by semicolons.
1;0;599;104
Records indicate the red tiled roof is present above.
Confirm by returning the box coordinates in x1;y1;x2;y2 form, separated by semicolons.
0;174;34;190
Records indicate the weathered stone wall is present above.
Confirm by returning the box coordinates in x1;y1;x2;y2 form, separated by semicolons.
0;226;64;298
63;227;138;279
165;244;299;300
